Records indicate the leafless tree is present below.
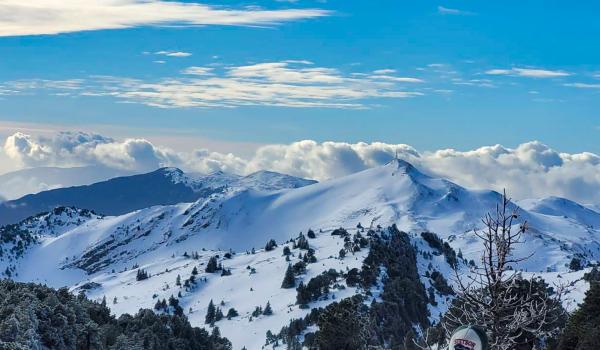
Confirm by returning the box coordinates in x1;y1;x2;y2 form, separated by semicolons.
441;190;567;350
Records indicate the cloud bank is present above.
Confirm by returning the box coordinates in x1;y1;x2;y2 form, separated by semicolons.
0;0;329;37
4;132;600;204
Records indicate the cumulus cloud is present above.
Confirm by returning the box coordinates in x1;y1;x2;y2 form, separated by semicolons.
2;61;425;109
485;68;571;78
4;132;600;204
0;0;330;37
242;141;600;205
3;132;178;172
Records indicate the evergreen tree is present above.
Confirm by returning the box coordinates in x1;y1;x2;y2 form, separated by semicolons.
556;281;600;349
176;274;181;286
215;307;224;321
136;269;149;281
226;308;239;319
265;239;278;251
283;246;291;256
0;280;232;350
569;257;583;271
281;264;296;288
192;266;198;275
252;306;263;317
206;256;219;273
307;229;316;239
205;300;216;325
296;233;309;250
263;301;273;316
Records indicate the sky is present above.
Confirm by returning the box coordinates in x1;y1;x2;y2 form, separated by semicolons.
1;1;600;203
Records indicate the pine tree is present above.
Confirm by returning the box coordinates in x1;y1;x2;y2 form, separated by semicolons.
296;233;309;250
252;306;262;317
192;266;198;275
557;281;600;349
263;301;273;316
265;239;277;251
307;229;316;239
175;274;181;286
281;264;295;289
136;269;149;281
226;308;239;319
283;246;291;256
206;256;219;273
205;300;216;325
215;307;224;321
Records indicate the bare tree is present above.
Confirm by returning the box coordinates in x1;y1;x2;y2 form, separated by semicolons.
442;190;566;350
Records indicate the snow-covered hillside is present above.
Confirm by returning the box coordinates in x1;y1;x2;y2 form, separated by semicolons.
1;159;599;348
0;167;317;226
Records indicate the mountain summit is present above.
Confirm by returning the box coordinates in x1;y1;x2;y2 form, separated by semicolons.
0;167;316;225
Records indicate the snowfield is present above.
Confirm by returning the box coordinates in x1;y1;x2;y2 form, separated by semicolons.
1;159;599;348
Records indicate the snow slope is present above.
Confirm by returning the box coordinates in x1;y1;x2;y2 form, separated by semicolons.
0;167;316;226
5;159;599;281
1;159;599;348
78;229;368;349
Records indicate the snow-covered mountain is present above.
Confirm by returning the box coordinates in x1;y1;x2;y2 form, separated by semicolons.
0;167;317;226
0;166;135;200
0;159;598;348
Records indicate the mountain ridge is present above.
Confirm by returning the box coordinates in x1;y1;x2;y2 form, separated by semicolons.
0;167;316;226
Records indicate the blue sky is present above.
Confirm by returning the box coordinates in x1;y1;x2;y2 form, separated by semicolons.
1;0;600;154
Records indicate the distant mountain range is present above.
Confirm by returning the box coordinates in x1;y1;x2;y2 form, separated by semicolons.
0;166;135;200
0;167;316;225
0;159;597;348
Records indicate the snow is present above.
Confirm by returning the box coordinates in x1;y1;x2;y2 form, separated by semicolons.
2;159;600;347
78;229;368;349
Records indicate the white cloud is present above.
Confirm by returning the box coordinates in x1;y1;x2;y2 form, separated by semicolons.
370;75;424;83
0;0;330;37
2;61;425;109
437;6;473;15
564;82;600;89
485;68;571;78
182;67;214;76
5;132;600;204
3;131;177;172
155;51;192;57
373;69;396;74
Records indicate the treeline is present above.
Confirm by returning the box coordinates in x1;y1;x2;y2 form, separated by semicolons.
0;279;231;350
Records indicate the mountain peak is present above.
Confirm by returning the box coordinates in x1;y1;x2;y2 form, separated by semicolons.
156;167;184;176
387;157;415;172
